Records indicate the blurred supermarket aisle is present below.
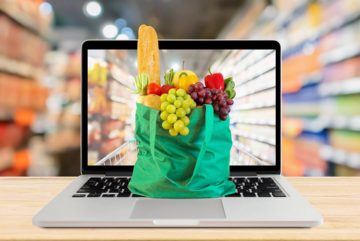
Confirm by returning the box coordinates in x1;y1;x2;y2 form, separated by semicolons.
212;49;277;166
87;48;276;167
0;0;359;176
219;0;360;176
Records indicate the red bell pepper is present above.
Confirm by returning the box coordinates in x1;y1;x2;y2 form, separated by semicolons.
147;83;162;95
159;84;173;95
204;69;224;90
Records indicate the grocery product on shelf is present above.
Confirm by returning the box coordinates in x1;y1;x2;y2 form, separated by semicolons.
0;0;52;176
44;52;82;176
221;0;360;175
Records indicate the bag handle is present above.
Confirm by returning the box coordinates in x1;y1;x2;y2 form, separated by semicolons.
149;104;214;187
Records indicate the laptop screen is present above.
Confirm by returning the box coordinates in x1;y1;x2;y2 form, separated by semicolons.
87;48;276;167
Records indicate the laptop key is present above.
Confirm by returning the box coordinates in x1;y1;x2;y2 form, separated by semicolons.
243;193;256;197
257;192;271;197
247;177;259;183
272;192;286;197
77;189;90;193
261;178;275;183
85;178;101;184
117;193;131;197
103;177;115;182
227;177;283;198
72;194;86;198
233;177;245;182
109;187;119;193
102;194;116;197
87;193;101;197
117;188;131;197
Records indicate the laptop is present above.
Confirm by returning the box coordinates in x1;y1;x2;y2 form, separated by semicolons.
33;40;323;227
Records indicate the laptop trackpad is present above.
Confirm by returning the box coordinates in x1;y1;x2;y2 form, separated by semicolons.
130;199;225;219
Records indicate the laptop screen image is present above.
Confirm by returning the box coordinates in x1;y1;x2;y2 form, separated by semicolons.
87;48;276;167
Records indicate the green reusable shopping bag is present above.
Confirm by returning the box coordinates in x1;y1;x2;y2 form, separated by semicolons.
128;103;236;198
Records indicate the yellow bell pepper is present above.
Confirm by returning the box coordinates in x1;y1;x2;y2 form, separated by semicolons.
173;70;199;91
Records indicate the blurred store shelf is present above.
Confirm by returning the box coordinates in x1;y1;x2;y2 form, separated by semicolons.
221;0;360;176
212;49;276;166
0;0;52;176
87;50;136;166
0;0;51;39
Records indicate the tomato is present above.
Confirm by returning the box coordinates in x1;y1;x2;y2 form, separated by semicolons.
160;84;173;95
147;83;162;95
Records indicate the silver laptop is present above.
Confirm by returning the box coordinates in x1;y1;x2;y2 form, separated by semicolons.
33;40;322;227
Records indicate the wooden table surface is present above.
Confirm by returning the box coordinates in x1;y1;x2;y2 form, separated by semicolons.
0;177;359;241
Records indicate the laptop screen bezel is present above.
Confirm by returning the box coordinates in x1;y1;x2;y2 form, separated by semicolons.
81;40;281;175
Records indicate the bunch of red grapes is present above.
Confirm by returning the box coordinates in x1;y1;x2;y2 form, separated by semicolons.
188;82;234;120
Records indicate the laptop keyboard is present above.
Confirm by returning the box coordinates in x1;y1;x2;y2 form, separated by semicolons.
225;177;286;197
72;177;286;198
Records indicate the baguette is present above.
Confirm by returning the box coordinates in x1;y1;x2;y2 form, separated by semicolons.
137;24;160;85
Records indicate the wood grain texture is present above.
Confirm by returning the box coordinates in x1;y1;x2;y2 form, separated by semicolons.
0;177;359;241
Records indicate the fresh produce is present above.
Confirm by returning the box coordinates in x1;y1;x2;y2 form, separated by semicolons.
141;94;161;110
133;73;150;95
173;70;199;91
164;69;175;85
188;82;234;120
147;82;162;95
224;77;236;99
159;84;173;95
211;89;234;120
137;24;160;84
159;88;196;136
134;23;235;124
204;69;224;90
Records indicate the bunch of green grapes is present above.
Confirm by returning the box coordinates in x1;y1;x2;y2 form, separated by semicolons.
160;88;197;136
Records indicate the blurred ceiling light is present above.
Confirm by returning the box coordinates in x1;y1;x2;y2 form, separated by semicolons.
120;27;135;39
171;63;180;71
102;24;118;38
115;18;127;29
84;1;102;17
116;34;130;40
39;2;53;16
121;27;133;34
262;5;277;19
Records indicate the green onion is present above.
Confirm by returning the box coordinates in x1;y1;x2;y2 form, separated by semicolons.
133;73;149;95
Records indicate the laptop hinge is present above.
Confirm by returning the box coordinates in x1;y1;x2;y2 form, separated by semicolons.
105;171;132;177
230;172;257;176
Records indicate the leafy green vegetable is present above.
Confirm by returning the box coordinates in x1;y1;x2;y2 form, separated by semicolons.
224;77;233;86
224;77;236;99
133;73;150;96
164;69;175;85
225;80;235;90
227;89;236;99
